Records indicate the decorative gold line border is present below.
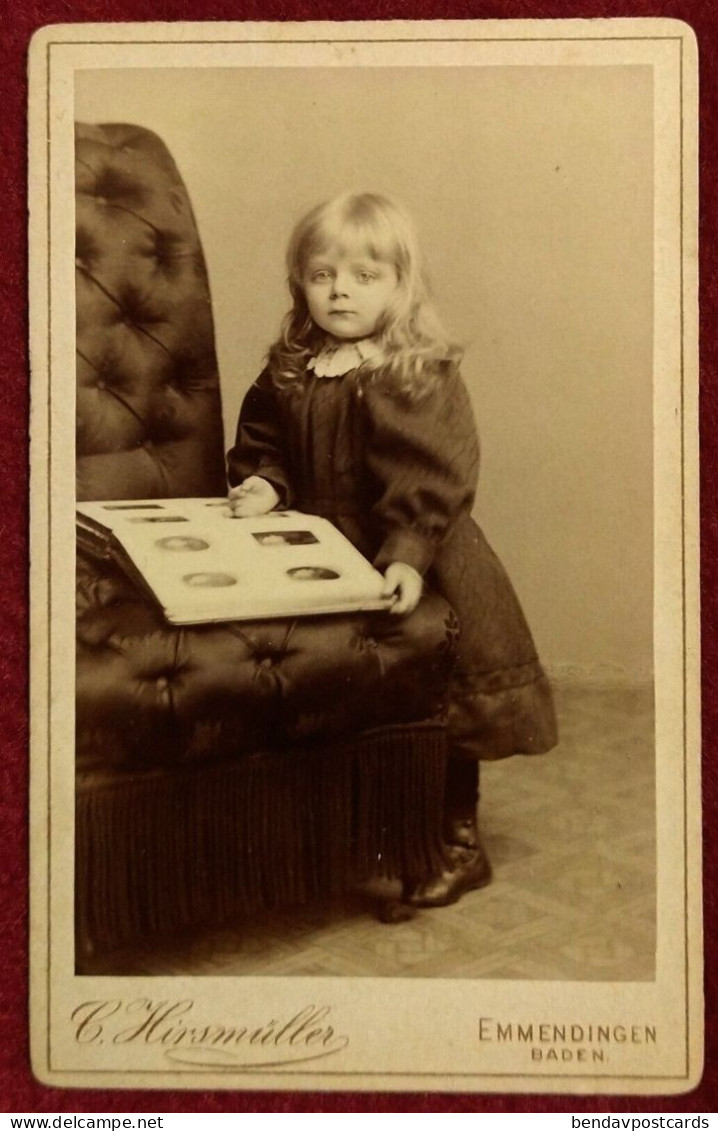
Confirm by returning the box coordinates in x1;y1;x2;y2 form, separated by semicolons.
678;33;691;1084
42;1070;695;1081
47;36;684;44
46;35;53;1078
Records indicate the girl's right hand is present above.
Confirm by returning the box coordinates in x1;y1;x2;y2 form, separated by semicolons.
228;476;280;518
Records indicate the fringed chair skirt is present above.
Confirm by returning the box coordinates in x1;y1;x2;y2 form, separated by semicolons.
76;722;448;956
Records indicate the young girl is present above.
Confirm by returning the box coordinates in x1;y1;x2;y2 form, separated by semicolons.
227;192;558;907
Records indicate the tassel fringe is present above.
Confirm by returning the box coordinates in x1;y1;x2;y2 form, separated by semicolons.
76;724;447;954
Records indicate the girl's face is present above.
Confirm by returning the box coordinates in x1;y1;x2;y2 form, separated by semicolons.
302;245;398;341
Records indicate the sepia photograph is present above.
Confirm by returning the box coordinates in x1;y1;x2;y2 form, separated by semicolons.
29;20;701;1093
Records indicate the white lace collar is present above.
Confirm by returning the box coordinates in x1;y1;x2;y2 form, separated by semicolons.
307;337;382;378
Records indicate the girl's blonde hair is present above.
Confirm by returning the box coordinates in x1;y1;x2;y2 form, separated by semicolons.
267;192;462;399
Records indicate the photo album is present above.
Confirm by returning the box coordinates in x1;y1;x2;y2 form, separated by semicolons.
77;500;390;622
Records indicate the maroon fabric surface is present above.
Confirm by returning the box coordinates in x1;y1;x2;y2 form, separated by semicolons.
2;0;715;1113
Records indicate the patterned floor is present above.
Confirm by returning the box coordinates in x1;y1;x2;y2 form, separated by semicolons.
93;682;656;980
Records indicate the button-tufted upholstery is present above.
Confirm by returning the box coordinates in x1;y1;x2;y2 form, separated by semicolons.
75;124;453;958
76;123;225;501
76;546;455;773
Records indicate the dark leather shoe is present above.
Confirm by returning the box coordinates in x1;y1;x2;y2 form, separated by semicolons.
404;839;492;908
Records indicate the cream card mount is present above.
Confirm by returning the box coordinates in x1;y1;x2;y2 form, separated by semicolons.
29;18;701;1094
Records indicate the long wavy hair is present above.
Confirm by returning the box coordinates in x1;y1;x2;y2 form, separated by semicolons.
267;192;462;400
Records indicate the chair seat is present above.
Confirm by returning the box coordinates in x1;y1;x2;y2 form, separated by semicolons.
77;549;456;773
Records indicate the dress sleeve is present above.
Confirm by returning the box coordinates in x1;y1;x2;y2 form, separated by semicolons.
226;369;295;507
363;366;480;575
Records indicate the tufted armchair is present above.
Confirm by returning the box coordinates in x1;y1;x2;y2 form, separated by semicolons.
75;123;454;965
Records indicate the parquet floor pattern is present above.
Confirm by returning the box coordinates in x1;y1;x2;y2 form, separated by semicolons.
96;682;655;980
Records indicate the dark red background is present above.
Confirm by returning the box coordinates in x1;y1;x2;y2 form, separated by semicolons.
1;1;714;1114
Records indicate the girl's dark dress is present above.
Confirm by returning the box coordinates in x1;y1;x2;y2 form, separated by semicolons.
227;363;557;760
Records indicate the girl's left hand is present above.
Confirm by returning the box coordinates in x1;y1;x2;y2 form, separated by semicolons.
382;562;423;616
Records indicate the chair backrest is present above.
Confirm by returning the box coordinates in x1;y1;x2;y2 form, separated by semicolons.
75;123;226;501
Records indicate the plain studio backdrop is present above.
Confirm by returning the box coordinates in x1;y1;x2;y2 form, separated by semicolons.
75;64;654;685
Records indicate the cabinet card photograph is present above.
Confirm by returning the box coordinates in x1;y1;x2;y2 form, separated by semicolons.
29;19;701;1094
